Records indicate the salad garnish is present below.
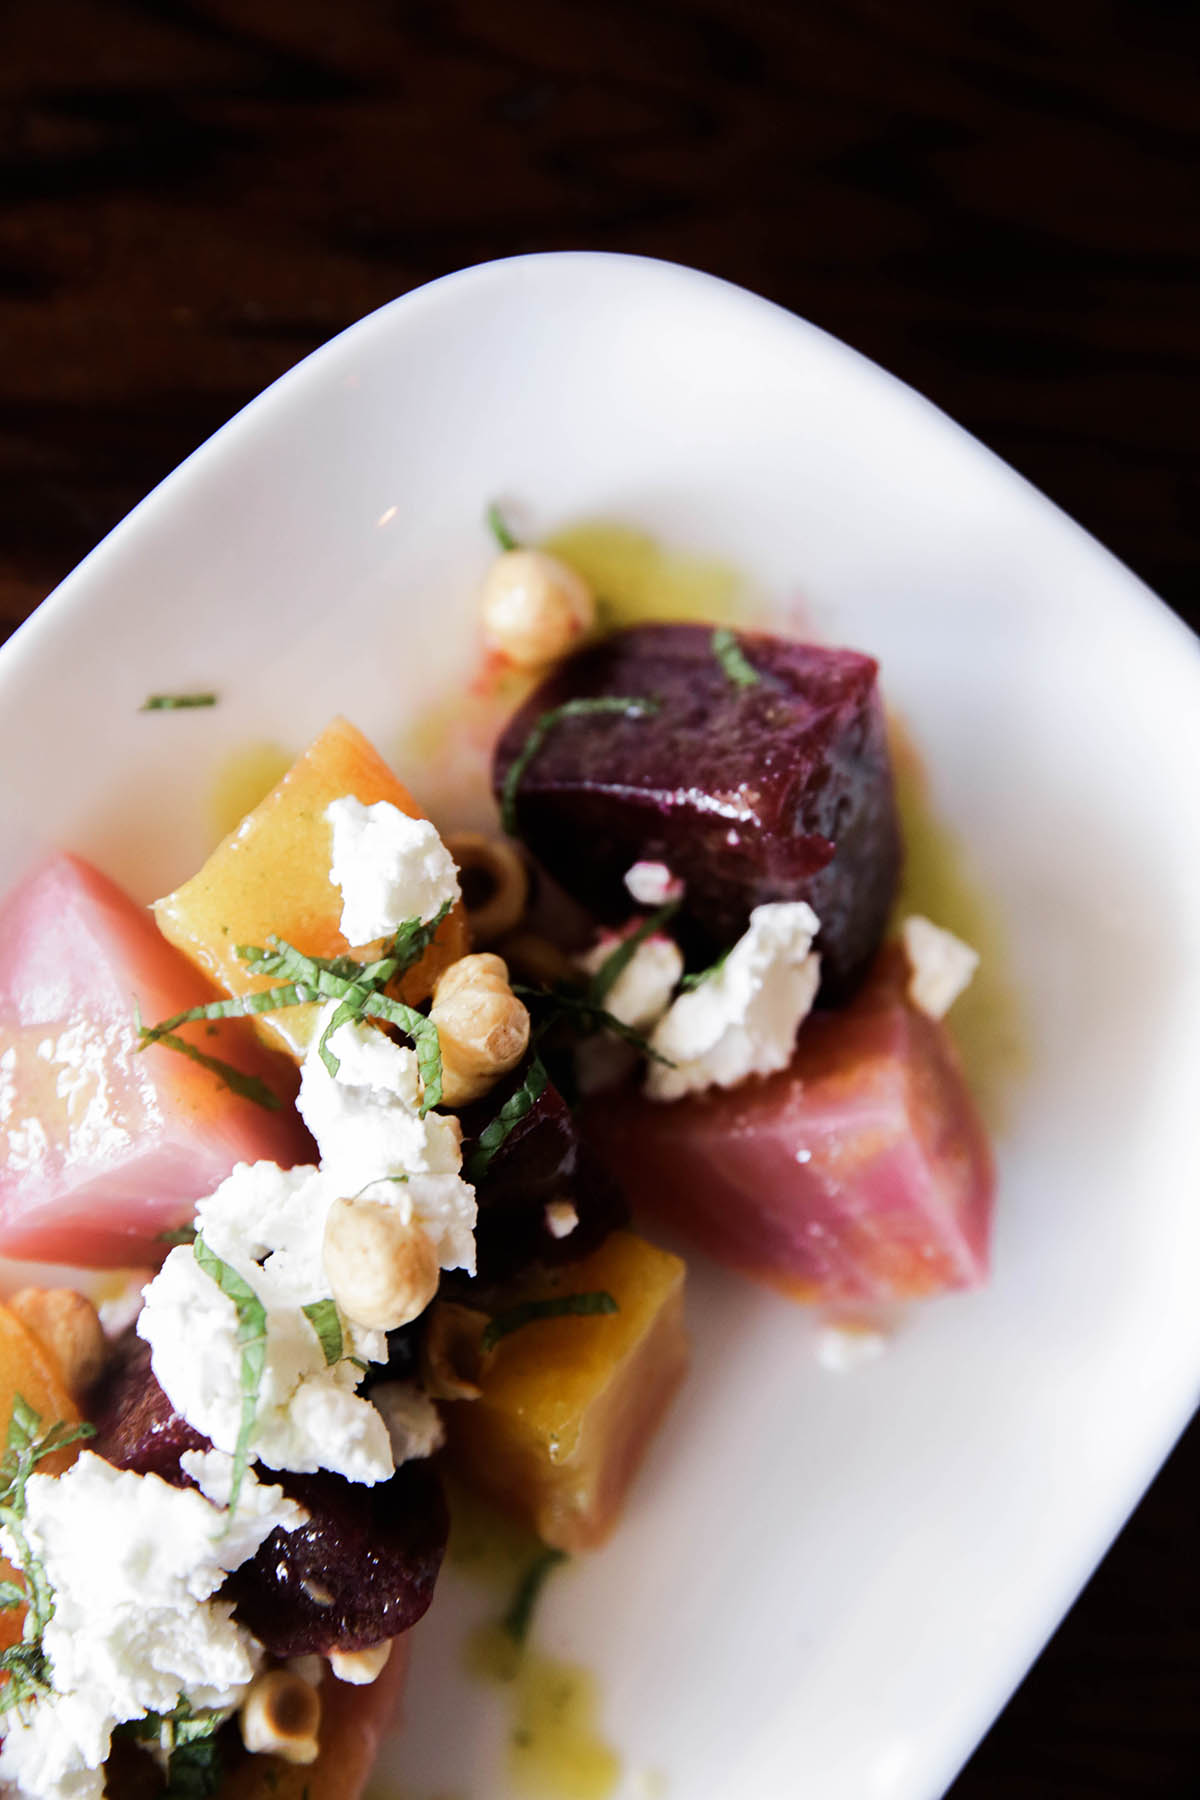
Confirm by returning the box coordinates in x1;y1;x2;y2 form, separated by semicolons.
301;1298;345;1368
481;1291;619;1352
464;1054;549;1184
677;945;733;992
486;502;520;552
513;983;676;1067
192;1237;267;1522
585;901;682;1008
116;1702;224;1798
502;1546;568;1647
133;1002;281;1113
711;626;759;689
140;694;219;712
500;697;661;837
0;1398;96;1715
136;906;451;1112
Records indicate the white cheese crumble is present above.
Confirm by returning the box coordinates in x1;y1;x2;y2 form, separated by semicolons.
139;1161;394;1486
900;914;979;1019
577;932;684;1034
0;1453;301;1800
325;794;460;946
545;1199;579;1239
623;860;683;906
646;902;821;1101
370;1380;445;1463
297;1005;476;1272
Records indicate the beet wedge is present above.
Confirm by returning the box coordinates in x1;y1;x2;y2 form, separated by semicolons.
492;623;901;990
584;950;993;1305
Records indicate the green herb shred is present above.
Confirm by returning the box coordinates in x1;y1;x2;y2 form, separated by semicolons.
140;694;218;712
192;1238;267;1520
512;983;676;1067
481;1291;618;1352
711;627;759;689
500;696;660;837
301;1299;344;1368
586;900;680;1007
486;502;520;552
503;1547;568;1646
0;1397;96;1714
133;1003;280;1113
678;945;732;992
464;1055;548;1185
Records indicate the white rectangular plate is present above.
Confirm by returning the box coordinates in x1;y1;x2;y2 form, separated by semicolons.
2;253;1198;1800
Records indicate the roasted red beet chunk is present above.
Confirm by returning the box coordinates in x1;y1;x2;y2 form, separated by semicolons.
453;1057;629;1293
492;624;902;990
89;1331;449;1656
225;1463;448;1658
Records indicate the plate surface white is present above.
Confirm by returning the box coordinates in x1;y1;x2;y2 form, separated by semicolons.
2;253;1198;1800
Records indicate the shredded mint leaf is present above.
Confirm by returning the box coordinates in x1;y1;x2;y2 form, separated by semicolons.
711;627;759;689
465;1056;548;1185
486;502;519;552
512;983;675;1067
586;901;680;1007
678;946;732;992
134;1000;280;1113
0;1398;96;1711
157;1224;198;1247
141;693;218;712
192;1238;266;1521
500;696;660;837
503;1547;567;1646
140;917;447;1115
0;1579;27;1609
482;1291;618;1352
302;1299;344;1368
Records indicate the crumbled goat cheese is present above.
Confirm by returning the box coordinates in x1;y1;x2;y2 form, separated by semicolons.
298;1005;476;1272
623;860;684;906
97;1270;151;1339
900;914;979;1019
646;902;821;1101
139;1162;394;1486
326;794;460;946
0;1452;301;1800
545;1199;579;1239
370;1381;446;1463
578;931;684;1034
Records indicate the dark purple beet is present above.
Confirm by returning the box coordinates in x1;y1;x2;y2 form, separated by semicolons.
88;1331;209;1479
225;1462;447;1656
453;1057;628;1292
89;1331;448;1655
492;623;902;991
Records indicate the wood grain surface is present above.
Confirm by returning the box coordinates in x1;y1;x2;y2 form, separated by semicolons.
1;2;1197;1794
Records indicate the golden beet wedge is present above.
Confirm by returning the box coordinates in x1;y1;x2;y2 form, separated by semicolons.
154;717;469;1059
444;1231;688;1552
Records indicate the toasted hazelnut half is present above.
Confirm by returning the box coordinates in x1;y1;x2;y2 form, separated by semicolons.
429;953;530;1106
323;1198;440;1333
240;1668;321;1765
444;831;529;946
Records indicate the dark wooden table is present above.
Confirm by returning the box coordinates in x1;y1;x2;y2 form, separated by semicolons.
2;3;1196;1793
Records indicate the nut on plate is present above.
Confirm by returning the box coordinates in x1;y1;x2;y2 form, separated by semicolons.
9;1287;107;1401
429;953;530;1106
240;1668;322;1765
323;1198;440;1332
481;548;595;668
329;1639;393;1685
444;831;529;945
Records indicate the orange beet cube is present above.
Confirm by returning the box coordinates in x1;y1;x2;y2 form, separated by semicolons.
444;1232;688;1551
154;717;468;1059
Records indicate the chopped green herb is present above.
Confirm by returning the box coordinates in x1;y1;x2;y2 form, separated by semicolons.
586;901;680;1008
482;1291;618;1352
192;1238;267;1521
503;1547;568;1646
133;1002;281;1113
711;627;759;689
513;983;675;1067
157;1224;198;1247
500;697;660;837
678;946;732;992
0;1398;95;1713
465;1056;548;1185
486;502;520;552
138;915;447;1115
141;693;218;712
301;1299;344;1368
